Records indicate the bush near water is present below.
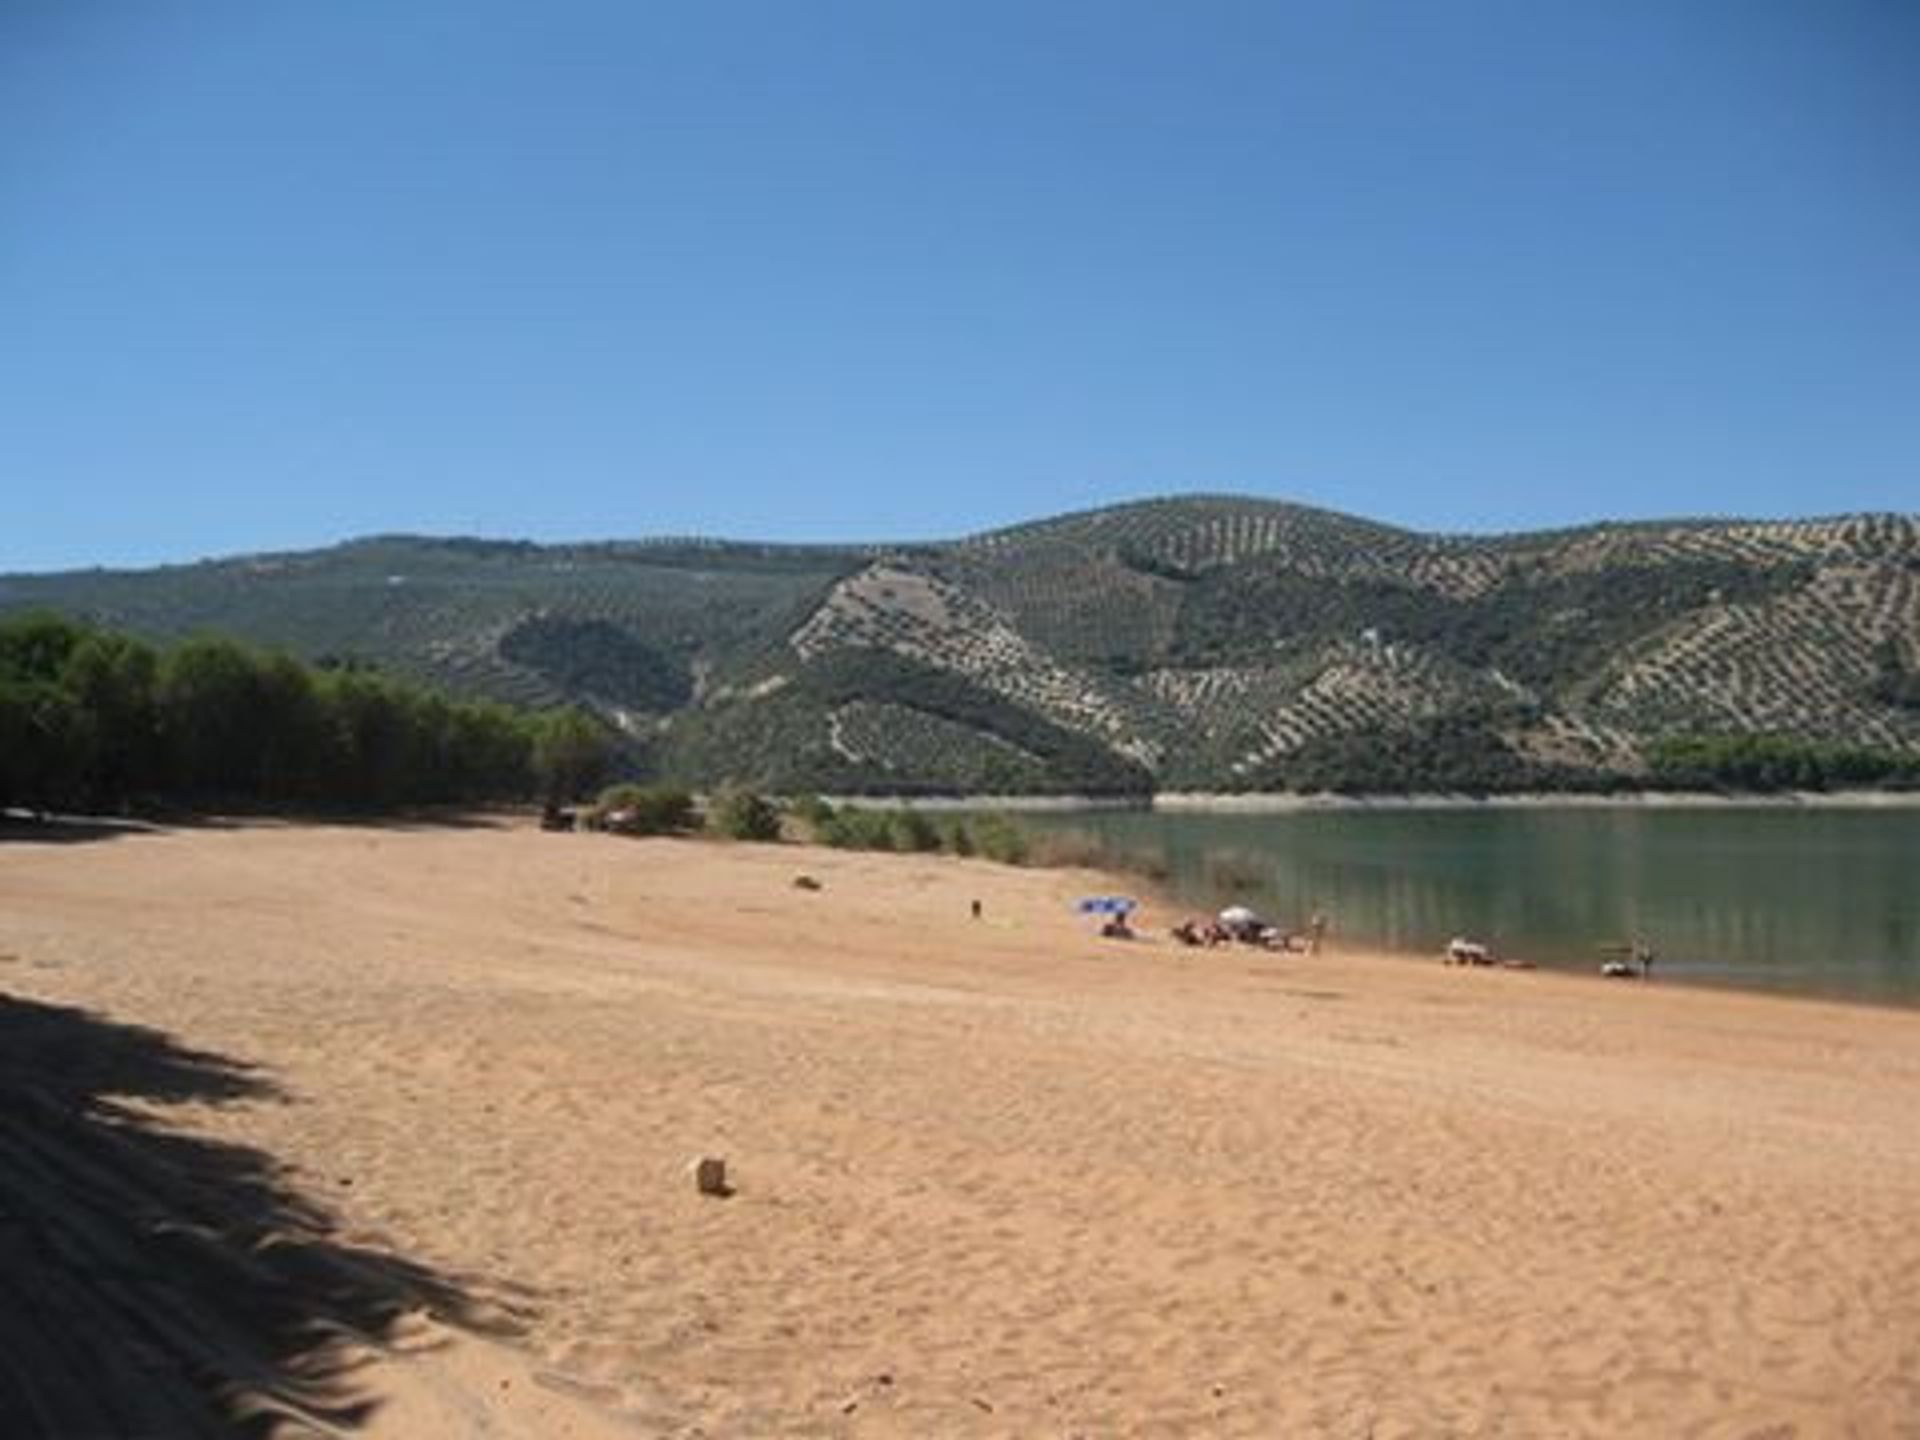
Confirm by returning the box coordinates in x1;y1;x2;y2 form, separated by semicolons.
795;796;1030;863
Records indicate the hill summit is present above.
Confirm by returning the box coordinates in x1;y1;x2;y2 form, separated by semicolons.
6;497;1918;793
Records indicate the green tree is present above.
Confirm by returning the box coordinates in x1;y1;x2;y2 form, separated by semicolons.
0;611;91;684
158;636;268;796
58;631;159;808
3;615;543;813
0;679;94;813
532;708;611;804
252;651;329;800
444;702;536;800
318;669;411;803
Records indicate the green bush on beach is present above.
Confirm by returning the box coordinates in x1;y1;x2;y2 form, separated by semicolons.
800;800;1030;864
708;785;783;841
967;813;1030;865
786;793;836;832
590;782;696;834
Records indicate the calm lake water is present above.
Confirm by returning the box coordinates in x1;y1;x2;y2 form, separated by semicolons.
1022;806;1920;1005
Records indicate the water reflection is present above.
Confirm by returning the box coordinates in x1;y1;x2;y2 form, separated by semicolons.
1026;807;1920;1004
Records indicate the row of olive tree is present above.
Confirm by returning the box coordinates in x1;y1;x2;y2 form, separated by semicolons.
0;612;612;815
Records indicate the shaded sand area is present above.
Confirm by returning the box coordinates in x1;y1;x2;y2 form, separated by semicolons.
3;819;1918;1437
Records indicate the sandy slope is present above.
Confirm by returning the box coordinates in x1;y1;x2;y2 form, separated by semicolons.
2;819;1917;1437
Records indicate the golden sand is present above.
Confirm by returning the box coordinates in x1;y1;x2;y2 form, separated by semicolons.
3;819;1917;1436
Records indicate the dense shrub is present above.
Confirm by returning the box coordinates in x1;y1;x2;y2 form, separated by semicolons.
966;813;1030;865
888;808;941;853
591;782;696;834
708;786;782;841
816;806;898;850
808;804;1030;863
786;793;836;835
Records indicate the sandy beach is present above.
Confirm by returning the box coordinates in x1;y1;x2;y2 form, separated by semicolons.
3;818;1918;1437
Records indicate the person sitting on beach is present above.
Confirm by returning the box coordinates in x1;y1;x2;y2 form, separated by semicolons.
1170;919;1203;947
1307;911;1329;954
1446;937;1491;966
1100;915;1135;940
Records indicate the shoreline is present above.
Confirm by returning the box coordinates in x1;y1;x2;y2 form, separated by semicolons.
817;788;1920;813
1151;787;1920;812
15;801;1912;1009
1108;862;1920;1016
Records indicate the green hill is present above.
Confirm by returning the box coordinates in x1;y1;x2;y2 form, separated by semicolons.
6;500;1917;794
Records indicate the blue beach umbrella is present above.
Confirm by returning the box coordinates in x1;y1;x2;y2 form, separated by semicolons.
1075;896;1137;915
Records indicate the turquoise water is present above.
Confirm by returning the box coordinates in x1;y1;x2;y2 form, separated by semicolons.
1022;806;1920;1005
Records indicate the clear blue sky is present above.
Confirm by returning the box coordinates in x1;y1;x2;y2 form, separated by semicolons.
4;1;1916;572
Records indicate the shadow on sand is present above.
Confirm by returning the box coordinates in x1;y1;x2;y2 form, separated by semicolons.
0;813;176;846
0;993;525;1436
1;807;513;847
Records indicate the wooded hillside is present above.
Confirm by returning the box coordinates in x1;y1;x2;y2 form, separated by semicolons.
6;499;1916;794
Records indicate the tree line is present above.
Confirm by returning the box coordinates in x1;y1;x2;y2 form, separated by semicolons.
0;613;612;815
1645;734;1920;792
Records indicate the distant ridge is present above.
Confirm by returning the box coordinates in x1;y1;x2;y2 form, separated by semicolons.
6;497;1917;794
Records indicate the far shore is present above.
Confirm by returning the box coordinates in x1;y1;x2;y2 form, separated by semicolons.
821;787;1920;813
1151;787;1920;812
